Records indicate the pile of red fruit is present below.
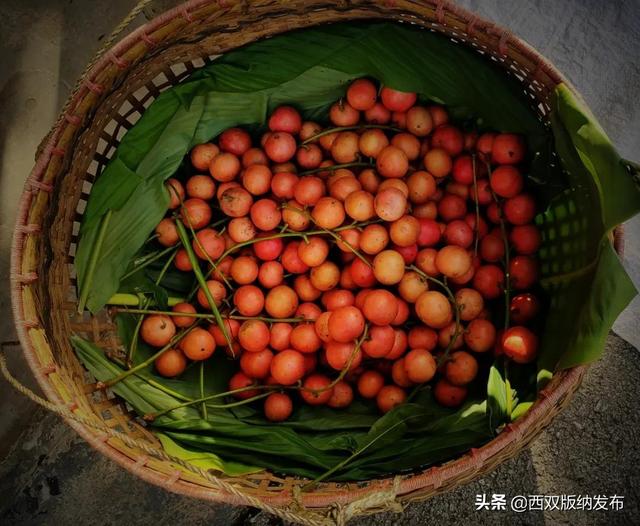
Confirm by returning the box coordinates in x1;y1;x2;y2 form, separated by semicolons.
139;77;542;422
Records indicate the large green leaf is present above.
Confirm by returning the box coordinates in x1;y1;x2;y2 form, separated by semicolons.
76;22;545;313
537;86;640;371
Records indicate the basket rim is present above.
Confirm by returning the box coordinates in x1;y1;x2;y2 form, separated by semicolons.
9;0;616;511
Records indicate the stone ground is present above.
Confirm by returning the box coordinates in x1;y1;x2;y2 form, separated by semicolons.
0;0;639;524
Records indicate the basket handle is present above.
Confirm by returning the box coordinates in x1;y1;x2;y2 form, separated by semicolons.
0;348;402;525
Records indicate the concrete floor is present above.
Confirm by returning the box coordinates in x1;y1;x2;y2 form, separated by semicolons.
0;0;638;524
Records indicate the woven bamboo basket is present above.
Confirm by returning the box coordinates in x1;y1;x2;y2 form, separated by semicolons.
9;0;625;523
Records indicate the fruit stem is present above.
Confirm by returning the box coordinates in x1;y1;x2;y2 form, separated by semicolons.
181;206;235;291
485;163;511;330
143;387;274;421
299;161;372;176
281;203;372;268
96;324;198;389
190;221;380;297
106;293;185;307
120;245;177;282
127;250;178;368
175;219;235;353
304;325;369;396
301;125;402;145
78;210;112;313
112;308;305;324
407;265;462;364
472;154;481;257
199;361;208;419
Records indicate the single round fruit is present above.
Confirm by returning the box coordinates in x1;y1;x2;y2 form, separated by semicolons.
322;289;355;311
510;293;540;324
171;303;198;328
406;106;434;137
502;326;538;363
219;186;253;217
300;374;333;405
312;197;345;229
155;218;179;247
325;341;362;371
431;125;464;157
270;350;305;385
455;288;484;321
155;348;187;378
444;351;478;386
407;171;436;204
290;323;322;354
181;198;212;229
190;143;219;171
310;261;341;291
329;101;360;126
415;291;452;329
444;220;473;248
268;106;302;133
219;128;251;156
359;128;389;158
186;174;216;200
374;187;407;222
404;349;437;383
328;306;365;342
141;315;176;347
271;172;299;199
380;87;417;112
510;256;539;290
238;320;270;352
434;379;467;407
504;193;536;225
294;176;326;206
376;385;407;413
364;102;391;124
362;325;395;358
510;225;541;255
408;326;438;351
234;285;264;316
472;265;505;299
180;328;216;361
492;133;526;165
361;289;398;326
347;78;377;110
398;271;428;303
480;234;505;263
253;234;284;261
490;165;523;198
376;146;409;178
265;285;299;319
328;381;354;409
464;319;497;352
435;245;472;279
193;228;225;260
391;358;413;387
264;132;296;163
209;152;241;182
438;193;467;221
264;393;293;422
240;347;273;379
250;198;282;231
357;370;385;398
423;148;452;178
229;372;259;400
